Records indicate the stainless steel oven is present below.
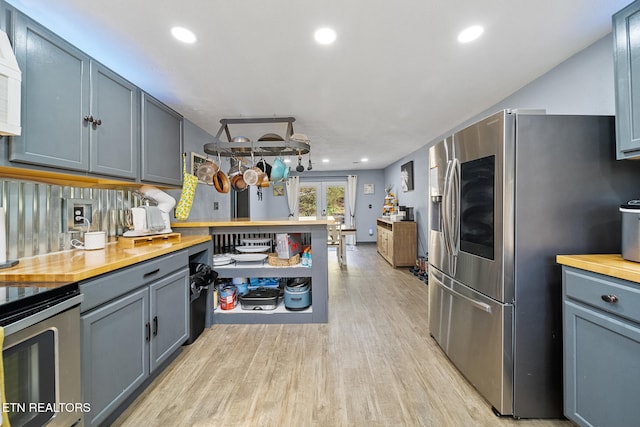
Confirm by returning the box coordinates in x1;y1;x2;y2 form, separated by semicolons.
2;282;83;427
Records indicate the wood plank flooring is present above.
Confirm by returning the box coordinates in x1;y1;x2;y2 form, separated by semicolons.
113;244;572;427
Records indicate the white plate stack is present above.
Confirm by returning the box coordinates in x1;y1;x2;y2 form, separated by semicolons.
213;254;233;266
232;238;272;263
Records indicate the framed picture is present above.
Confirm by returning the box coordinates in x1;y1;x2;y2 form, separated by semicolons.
273;183;285;196
363;183;375;195
191;152;208;177
401;161;414;192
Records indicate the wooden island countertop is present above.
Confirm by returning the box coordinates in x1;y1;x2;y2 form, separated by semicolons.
0;235;211;282
556;254;640;284
171;218;334;228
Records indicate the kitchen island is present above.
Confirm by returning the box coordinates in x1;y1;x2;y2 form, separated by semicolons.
172;219;331;324
556;254;640;427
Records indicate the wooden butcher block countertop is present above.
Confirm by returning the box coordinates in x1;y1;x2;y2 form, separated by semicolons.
0;235;211;282
172;218;334;228
556;254;640;284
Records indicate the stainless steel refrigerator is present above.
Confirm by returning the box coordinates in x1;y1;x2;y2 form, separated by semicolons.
428;110;640;418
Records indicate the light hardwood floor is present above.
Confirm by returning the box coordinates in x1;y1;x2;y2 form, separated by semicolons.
114;244;572;427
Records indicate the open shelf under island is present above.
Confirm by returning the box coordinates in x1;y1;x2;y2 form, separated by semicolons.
171;219;331;325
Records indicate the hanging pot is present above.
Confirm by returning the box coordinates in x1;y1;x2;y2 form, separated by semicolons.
228;160;246;177
271;157;286;182
258;133;284;153
213;170;230;193
243;167;260;186
230;174;248;192
196;160;219;185
230;136;252;154
296;153;304;172
258;172;270;187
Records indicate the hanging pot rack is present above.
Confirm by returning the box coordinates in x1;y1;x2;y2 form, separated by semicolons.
203;117;310;157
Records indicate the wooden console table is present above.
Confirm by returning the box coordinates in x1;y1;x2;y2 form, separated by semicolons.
376;218;417;267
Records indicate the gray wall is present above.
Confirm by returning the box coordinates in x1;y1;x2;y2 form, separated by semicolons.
384;33;619;258
165;34;621;253
177;119;385;243
167;119;232;221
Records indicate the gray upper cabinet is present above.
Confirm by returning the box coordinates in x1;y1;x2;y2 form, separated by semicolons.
89;62;139;179
141;93;183;186
10;9;90;171
8;8;139;179
6;6;184;184
614;0;640;159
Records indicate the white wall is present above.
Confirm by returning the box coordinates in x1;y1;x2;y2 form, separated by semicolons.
384;33;617;258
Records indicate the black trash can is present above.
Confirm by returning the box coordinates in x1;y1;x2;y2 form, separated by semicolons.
185;263;217;345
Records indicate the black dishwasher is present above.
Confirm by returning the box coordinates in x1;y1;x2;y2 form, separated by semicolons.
185;263;217;344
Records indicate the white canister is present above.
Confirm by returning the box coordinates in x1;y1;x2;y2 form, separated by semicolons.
71;231;106;250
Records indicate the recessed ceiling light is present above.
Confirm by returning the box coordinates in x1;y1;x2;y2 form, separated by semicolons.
361;157;369;162
457;25;484;43
171;26;197;44
322;158;330;163
314;28;337;45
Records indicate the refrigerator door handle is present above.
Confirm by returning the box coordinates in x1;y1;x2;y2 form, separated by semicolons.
441;284;492;313
442;159;453;255
450;158;461;256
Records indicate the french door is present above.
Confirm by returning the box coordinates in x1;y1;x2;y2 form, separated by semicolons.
298;181;349;222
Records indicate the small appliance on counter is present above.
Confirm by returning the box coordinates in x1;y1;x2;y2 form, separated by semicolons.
284;277;311;310
402;206;415;221
620;200;640;262
123;185;176;237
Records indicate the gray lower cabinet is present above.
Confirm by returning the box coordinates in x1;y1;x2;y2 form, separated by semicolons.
614;0;640;159
81;287;149;427
80;252;189;427
141;93;183;186
7;6;139;179
562;267;640;427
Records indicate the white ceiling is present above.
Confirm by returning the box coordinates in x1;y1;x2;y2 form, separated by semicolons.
5;0;633;171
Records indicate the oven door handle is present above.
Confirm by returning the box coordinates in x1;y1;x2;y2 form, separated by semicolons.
3;294;84;336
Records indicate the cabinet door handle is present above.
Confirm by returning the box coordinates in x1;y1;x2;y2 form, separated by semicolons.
145;322;151;342
601;294;619;304
82;115;102;126
153;316;158;336
143;268;160;278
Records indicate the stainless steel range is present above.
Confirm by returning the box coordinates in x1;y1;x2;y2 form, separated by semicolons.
2;281;84;426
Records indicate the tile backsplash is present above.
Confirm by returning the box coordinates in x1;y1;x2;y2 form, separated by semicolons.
0;178;141;259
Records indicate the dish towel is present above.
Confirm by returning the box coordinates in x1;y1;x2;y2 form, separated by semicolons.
0;326;10;427
174;153;198;220
141;206;165;232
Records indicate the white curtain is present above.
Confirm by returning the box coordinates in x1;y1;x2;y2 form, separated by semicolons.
285;176;300;218
347;175;357;244
347;175;357;226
